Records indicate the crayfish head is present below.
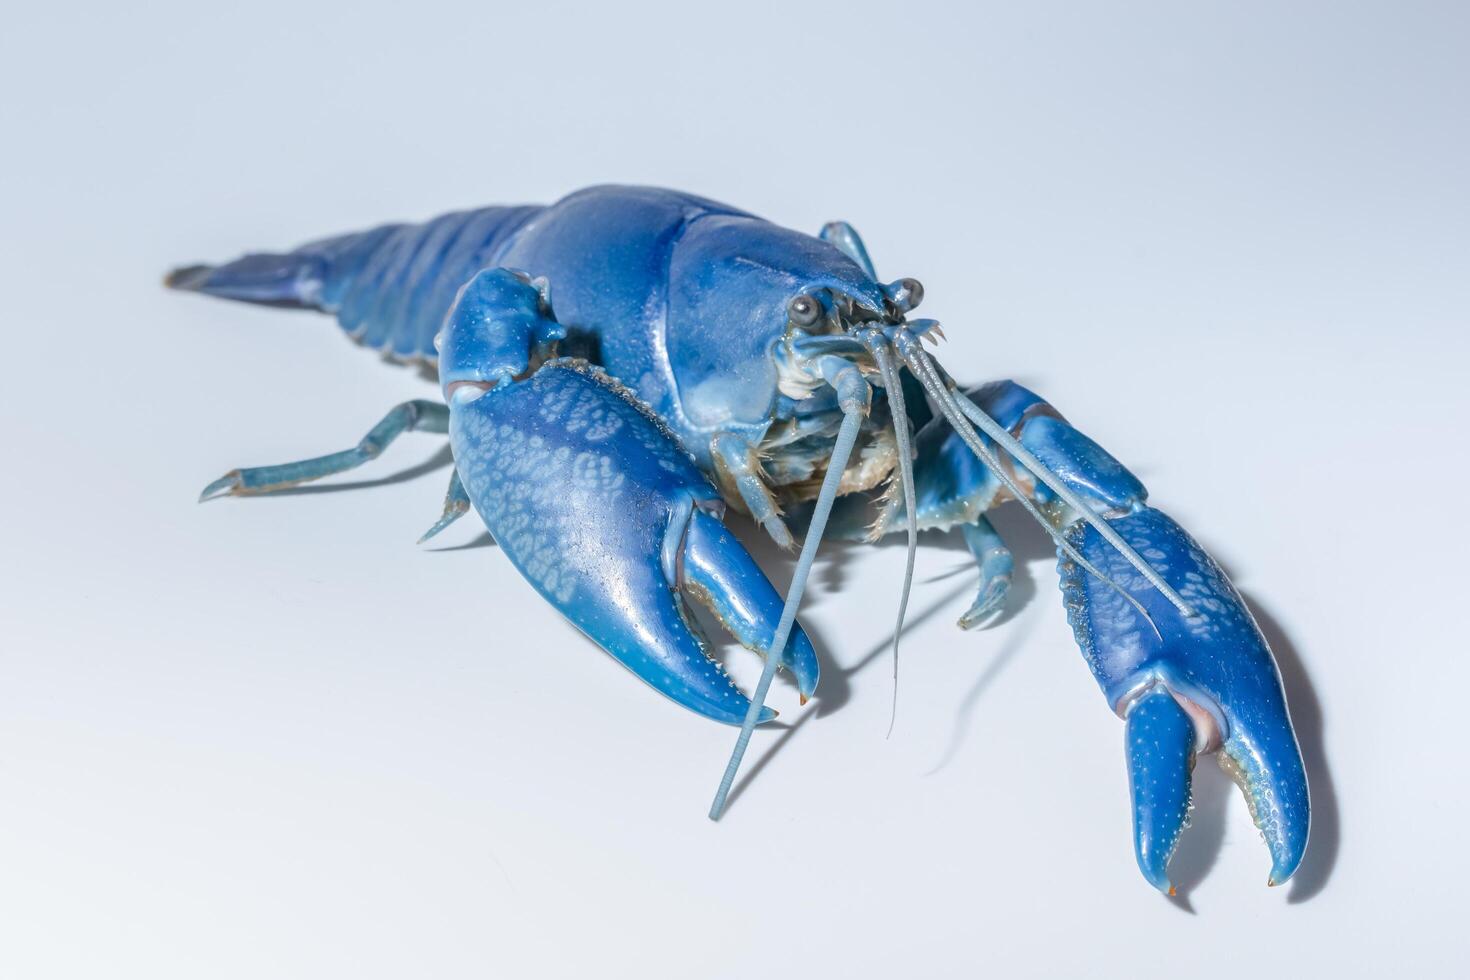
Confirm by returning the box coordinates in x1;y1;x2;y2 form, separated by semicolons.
664;215;892;428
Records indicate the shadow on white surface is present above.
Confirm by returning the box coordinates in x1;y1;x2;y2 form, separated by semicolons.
1159;595;1337;910
226;422;1339;905
1248;597;1339;904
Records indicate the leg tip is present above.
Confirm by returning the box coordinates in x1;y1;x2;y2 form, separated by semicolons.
956;567;1011;631
198;472;240;502
762;517;795;552
417;509;463;544
956;603;1002;631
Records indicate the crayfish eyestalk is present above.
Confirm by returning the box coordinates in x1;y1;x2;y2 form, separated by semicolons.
884;277;924;314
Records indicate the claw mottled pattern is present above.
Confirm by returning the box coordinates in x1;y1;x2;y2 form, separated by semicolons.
172;183;1310;893
449;360;814;725
1061;507;1310;886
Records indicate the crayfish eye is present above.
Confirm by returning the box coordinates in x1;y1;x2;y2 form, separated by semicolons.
891;278;924;313
787;294;823;327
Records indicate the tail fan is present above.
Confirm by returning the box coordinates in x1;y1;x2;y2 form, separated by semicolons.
163;225;401;311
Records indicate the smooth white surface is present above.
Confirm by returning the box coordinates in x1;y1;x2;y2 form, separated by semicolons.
2;2;1465;977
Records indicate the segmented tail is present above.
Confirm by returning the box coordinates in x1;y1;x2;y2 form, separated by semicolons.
165;206;541;361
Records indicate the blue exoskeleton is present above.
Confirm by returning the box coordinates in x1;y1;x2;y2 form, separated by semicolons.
168;185;1308;893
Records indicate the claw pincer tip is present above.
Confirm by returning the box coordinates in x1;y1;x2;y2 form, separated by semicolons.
1066;508;1311;891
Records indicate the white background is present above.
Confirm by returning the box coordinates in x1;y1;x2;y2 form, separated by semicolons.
2;2;1465;977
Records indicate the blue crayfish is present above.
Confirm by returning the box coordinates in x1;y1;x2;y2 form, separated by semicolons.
168;185;1308;892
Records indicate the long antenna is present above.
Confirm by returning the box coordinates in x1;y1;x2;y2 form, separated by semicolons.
900;342;1163;639
709;396;866;821
862;332;918;738
908;343;1194;620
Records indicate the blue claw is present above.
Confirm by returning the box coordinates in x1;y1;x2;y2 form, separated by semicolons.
1223;726;1311;887
448;360;813;725
1125;685;1195;894
682;508;819;699
1061;506;1310;889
